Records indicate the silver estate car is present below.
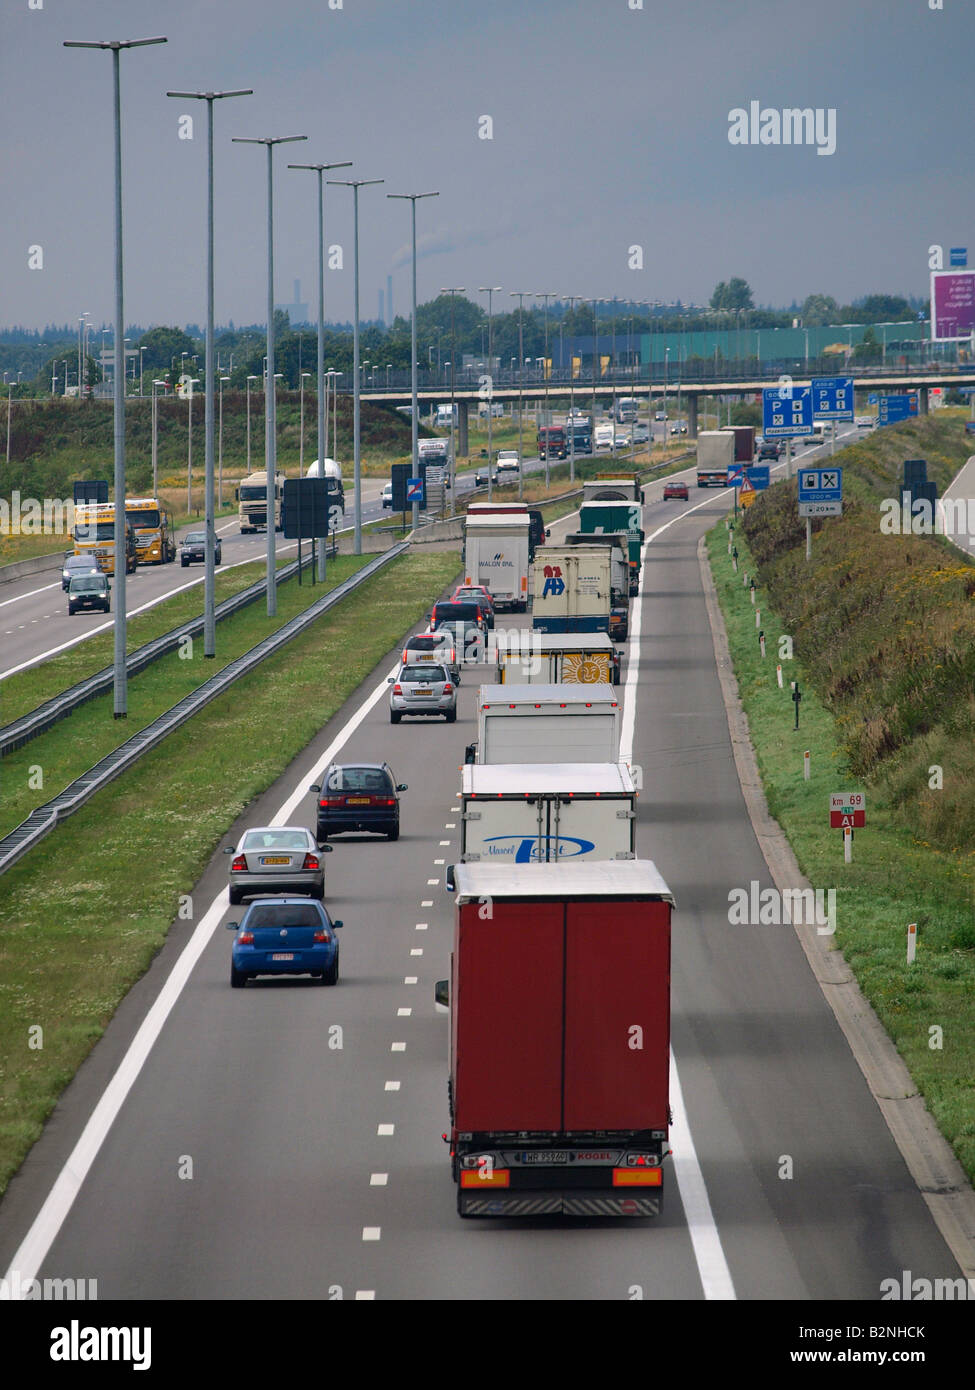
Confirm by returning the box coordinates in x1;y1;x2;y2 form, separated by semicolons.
388;662;457;724
225;825;331;905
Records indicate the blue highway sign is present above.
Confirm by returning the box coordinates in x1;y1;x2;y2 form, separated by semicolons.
763;385;813;437
747;465;770;490
811;376;854;421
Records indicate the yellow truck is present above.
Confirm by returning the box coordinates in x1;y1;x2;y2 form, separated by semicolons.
72;502;138;576
124;496;176;565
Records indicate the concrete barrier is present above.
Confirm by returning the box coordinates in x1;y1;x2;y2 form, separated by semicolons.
0;551;64;587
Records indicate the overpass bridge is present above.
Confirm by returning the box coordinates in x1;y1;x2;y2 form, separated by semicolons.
348;367;975;451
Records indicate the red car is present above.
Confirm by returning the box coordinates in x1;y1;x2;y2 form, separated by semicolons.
663;480;689;500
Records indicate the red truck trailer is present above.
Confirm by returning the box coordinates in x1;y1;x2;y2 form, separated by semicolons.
722;425;755;463
439;860;674;1218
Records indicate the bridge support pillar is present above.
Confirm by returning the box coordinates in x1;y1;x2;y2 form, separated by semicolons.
457;399;469;457
918;387;929;415
687;396;699;439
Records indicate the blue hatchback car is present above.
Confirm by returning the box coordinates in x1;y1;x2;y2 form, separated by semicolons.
226;897;342;988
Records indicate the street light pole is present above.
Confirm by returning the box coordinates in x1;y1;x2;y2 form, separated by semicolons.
246;373;257;470
389;191;439;533
329;177;384;554
168;85;251;657
478;286;501;499
186;377;199;514
151;378;165;496
441;286;465;515
234;131;308;614
510;291;531;499
218;376;230;507
563;294;580;482
64;34;167;719
535;291;556;487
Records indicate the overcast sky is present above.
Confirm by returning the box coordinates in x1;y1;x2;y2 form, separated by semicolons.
2;0;972;330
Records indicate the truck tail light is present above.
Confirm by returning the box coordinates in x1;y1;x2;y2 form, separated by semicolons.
301;853;320;871
231;855;247;872
612;1168;662;1187
460;1169;510;1189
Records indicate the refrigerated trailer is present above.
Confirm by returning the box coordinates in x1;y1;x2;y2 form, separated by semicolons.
459;762;636;864
462;514;530;610
468;683;621;764
440;860;674;1218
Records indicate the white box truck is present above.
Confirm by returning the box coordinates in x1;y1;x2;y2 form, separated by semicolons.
467;683;621;764
459;762;637;864
496;632;619;685
463;514;530;611
696;430;735;488
533;545;611;634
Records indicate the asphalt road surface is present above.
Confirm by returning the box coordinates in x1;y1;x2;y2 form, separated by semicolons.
0;421;961;1300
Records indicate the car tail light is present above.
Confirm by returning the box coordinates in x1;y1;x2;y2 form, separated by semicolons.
231;855;247;872
238;930;254;944
319;796;341;807
393;683;403;695
443;683;453;694
302;853;320;871
383;797;396;806
313;929;333;943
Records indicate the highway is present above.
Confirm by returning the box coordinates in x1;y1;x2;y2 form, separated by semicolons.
1;422;961;1301
0;435;643;680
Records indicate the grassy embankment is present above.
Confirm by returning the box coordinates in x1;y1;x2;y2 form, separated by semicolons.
0;547;462;1194
706;411;975;1183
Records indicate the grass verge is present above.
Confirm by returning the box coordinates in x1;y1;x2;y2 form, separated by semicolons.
0;547;461;1195
705;520;975;1186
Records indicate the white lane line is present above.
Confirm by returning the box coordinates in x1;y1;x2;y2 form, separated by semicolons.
384;1081;401;1092
370;1174;388;1186
4;652;400;1293
444;823;456;829
404;976;418;985
410;948;423;956
439;840;450;846
377;1124;395;1136
1;544;300;682
362;1227;381;1241
426;877;439;884
420;899;433;907
397;1008;412;1017
0;580;61;608
415;923;428;931
621;481;737;1302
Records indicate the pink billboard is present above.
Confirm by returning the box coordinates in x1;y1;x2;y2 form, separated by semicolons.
930;270;975;341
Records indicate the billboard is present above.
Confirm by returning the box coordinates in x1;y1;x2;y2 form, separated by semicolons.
930;270;975;342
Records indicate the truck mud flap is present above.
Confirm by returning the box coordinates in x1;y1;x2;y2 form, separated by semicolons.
460;1192;661;1218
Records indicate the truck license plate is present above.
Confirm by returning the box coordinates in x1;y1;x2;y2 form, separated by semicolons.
520;1151;568;1164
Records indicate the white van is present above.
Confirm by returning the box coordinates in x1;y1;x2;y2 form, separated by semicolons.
436;404;457;427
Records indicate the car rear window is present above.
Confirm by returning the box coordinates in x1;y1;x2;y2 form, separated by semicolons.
69;577;106;592
184;532;205;543
407;635;444;651
241;829;309;850
433;601;481;623
246;903;323;929
402;665;446;682
325;766;394;793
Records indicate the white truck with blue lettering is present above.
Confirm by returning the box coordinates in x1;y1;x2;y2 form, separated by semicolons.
460;763;636;864
463;514;531;611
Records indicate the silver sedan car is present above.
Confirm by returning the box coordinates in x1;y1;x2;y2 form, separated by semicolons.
225;826;331;905
388;662;458;724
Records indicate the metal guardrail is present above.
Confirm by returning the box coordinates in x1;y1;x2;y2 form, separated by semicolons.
0;543;339;757
0;543;408;877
